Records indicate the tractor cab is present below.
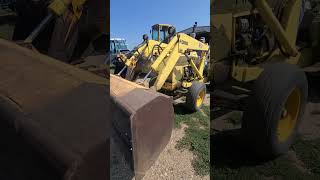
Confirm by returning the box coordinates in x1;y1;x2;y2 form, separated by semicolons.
110;38;129;54
151;24;176;43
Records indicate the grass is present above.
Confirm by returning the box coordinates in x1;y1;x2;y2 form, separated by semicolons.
0;24;14;39
0;10;15;40
226;111;243;125
211;135;320;180
174;105;210;176
293;137;320;175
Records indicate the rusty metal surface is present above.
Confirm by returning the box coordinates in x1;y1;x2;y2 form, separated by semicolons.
75;55;109;78
48;9;78;62
0;39;109;179
110;74;174;179
84;0;109;34
47;0;108;62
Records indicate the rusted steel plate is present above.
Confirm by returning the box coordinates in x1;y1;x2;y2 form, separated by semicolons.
0;39;109;180
110;74;174;179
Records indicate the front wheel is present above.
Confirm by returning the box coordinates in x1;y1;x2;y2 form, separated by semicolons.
186;82;206;112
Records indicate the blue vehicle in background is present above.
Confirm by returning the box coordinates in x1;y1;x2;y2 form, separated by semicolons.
110;38;130;73
110;38;129;59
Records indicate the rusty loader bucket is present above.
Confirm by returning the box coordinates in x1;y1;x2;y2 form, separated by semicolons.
0;39;109;180
110;74;174;179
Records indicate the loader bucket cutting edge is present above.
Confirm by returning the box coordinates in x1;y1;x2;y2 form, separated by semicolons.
110;74;174;179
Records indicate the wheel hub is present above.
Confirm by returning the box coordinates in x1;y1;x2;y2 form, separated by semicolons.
196;89;205;107
277;88;301;143
281;108;288;119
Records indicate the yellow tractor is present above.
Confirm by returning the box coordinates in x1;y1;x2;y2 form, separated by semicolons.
114;23;210;112
2;0;173;179
109;23;209;179
212;0;320;158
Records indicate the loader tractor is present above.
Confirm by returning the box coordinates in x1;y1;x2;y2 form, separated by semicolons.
211;0;320;158
109;23;209;179
1;0;172;180
114;23;210;112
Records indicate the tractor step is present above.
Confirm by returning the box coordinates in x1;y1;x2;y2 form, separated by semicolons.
212;89;248;102
303;62;320;73
211;107;232;120
211;89;248;111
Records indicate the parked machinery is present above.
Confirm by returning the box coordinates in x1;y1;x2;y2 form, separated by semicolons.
211;0;320;158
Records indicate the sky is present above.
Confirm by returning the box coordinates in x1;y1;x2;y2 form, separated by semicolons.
111;0;210;49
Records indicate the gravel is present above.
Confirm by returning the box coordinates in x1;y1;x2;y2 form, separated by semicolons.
111;125;209;180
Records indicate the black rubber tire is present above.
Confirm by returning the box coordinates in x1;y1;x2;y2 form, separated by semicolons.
186;82;206;112
242;63;308;159
213;61;231;85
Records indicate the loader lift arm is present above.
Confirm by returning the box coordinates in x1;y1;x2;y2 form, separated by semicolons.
118;33;209;90
116;38;166;81
24;0;88;44
118;39;162;69
249;0;301;57
150;33;209;90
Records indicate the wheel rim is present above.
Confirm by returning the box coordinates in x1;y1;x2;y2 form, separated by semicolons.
277;87;301;143
196;89;205;107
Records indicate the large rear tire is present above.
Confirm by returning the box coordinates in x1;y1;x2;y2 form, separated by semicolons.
186;82;206;112
242;63;308;159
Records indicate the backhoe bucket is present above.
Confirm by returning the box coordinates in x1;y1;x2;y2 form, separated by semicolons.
110;74;174;179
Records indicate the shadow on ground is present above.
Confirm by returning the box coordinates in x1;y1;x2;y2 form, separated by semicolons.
211;129;267;170
110;129;134;180
174;103;194;115
174;91;211;116
307;73;320;103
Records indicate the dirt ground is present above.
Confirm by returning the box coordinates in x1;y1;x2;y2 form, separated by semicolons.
299;103;320;140
144;124;209;180
111;125;209;180
111;93;210;180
